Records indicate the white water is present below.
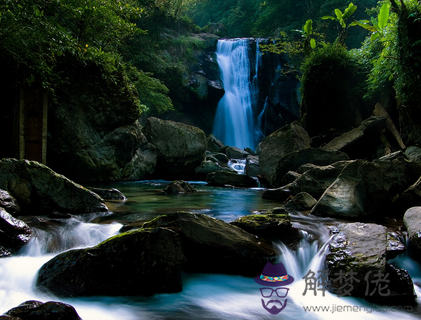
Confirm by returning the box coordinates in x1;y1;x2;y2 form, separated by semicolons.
213;39;255;150
0;216;419;319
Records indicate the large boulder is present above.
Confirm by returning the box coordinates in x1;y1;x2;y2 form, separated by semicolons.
36;227;184;297
163;180;197;194
2;300;82;320
284;192;317;211
142;117;207;180
322;116;387;159
0;189;20;215
271;148;349;187
206;171;259;188
0;159;107;215
325;223;416;304
403;207;421;262
311;158;421;219
245;155;261;178
0;208;31;257
194;160;235;180
230;208;293;240
225;147;249;160
142;212;277;276
257;122;311;184
263;161;350;201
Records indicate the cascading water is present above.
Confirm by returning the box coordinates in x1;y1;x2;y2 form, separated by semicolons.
212;39;255;150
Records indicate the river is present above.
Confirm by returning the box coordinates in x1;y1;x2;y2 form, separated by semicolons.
0;181;420;319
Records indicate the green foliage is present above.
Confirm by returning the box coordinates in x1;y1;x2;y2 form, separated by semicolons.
322;2;358;44
351;2;391;40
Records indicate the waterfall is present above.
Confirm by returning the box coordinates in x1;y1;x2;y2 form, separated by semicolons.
212;39;255;150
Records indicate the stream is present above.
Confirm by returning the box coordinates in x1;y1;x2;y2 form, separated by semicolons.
1;181;421;319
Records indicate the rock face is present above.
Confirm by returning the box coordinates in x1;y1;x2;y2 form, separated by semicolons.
206;171;259;188
257;122;312;184
230;208;292;240
311;158;421;218
142;117;207;180
36;227;184;297
403;207;421;261
322;116;387;159
325;223;416;304
0;208;32;257
0;159;108;214
2;300;82;320
143;212;277;276
271;148;349;187
284;192;317;211
50;101;157;182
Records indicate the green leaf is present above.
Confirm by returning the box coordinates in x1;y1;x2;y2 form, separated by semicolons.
335;8;342;20
339;19;346;29
378;3;390;30
303;19;313;36
310;38;316;49
371;16;379;29
322;16;336;20
351;20;378;32
342;3;357;20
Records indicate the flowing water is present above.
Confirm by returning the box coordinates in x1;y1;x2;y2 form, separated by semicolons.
1;181;420;319
212;39;255;150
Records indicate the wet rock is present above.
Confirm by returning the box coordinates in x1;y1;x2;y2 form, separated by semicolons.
37;227;184;297
257;122;312;184
230;208;292;240
403;207;421;262
206;171;259;188
3;300;82;320
142;117;207;180
322;116;387;159
206;134;225;153
311;158;421;219
0;208;31;256
163;181;197;194
281;171;301;185
326;223;388;298
284;192;317;211
383;264;417;306
387;232;406;260
0;189;20;215
195;161;235;180
271;148;349;187
87;187;126;201
143;212;277;276
0;159;108;215
393;176;421;210
245;155;261;177
225;147;249;160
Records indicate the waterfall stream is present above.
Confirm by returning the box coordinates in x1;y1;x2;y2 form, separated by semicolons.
212;39;255;150
0;182;419;319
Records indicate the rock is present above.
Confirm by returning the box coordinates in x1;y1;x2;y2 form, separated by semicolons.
387;232;406;260
225;147;249;160
143;212;277;276
245;155;261;177
325;223;387;299
142;117;207;180
163;181;197;194
322;116;387;159
285;192;317;211
311;158;421;218
36;227;184;297
393;176;421;209
0;208;32;256
264;161;350;201
195;161;235;180
206;134;225;153
281;171;301;185
257;122;312;184
230;208;292;240
405;146;421;162
271;148;349;187
0;189;20;215
0;159;108;215
383;264;417;305
206;171;259;188
87;187;126;201
403;207;421;261
378;150;407;161
3;300;82;320
209;152;230;167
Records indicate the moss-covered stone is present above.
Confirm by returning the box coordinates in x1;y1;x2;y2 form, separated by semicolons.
36;227;184;297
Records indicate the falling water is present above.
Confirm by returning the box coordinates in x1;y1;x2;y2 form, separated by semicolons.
212;39;255;150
